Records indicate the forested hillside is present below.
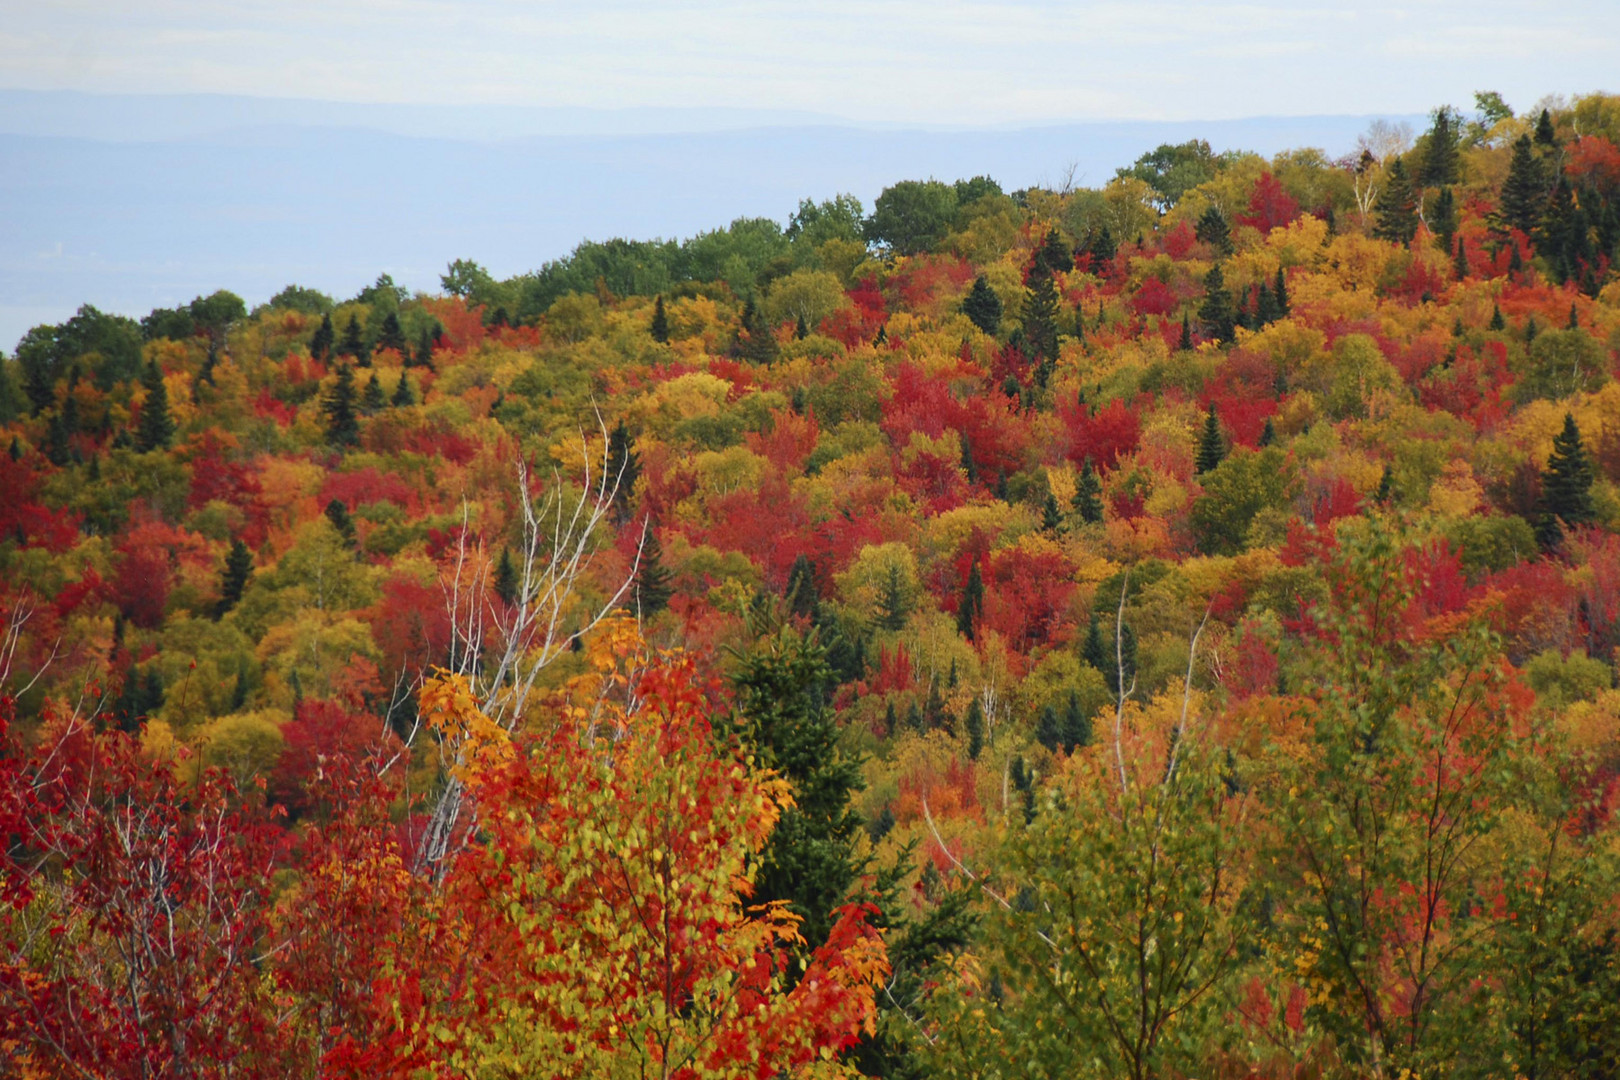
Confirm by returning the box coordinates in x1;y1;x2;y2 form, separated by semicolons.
3;92;1620;1078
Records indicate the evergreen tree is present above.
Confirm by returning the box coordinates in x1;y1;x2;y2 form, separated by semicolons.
924;678;948;733
1033;228;1072;277
1372;158;1420;244
1429;186;1458;251
1274;266;1290;316
1420;107;1461;188
956;558;985;641
1195;403;1226;474
1081;614;1109;675
634;525;673;615
1199;264;1236;344
1060;690;1092;752
216;539;253;618
884;699;898;737
1537;413;1596;548
795;315;809;340
1072;457;1104;524
962;275;1003;335
45;410;72;466
1489;303;1505;331
739;297;779;365
877;563;909;632
1258;416;1277;448
309;312;336;359
603;419;641;519
1534;107;1557;147
324;498;357;547
1526;314;1539;343
1538;178;1585;281
1496;135;1545;236
964;697;985;761
1022;265;1061;362
650;294;670;343
1195;205;1232;255
494;547;519;606
361;372;386;414
1454;237;1471;282
338;314;367;363
1087;224;1117;266
1035;705;1063;753
1254;281;1281;326
135;360;175;452
8;437;21;461
323;363;361;447
1042;492;1063;531
785;553;819;620
414;326;436;368
1376;465;1393;503
1178;311;1193;351
730;629;865;952
390;371;414;407
376;311;407;354
1567;303;1579;330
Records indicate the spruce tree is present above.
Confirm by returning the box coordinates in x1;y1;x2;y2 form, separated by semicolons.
1178;311;1193;350
1258;416;1277;447
1195;403;1226;474
1376;466;1393;503
1274;266;1290;316
1035;705;1063;753
956;558;984;641
1534;108;1557;147
1454;238;1471;282
1429;186;1458;251
650;294;670;343
1087;224;1117;265
730;628;864;952
414;326;436;368
603;419;641;519
361;372;386;414
135;360;174;452
323;363;361;447
310;312;335;359
1060;690;1092;752
376;311;407;354
634;525;674;615
785;553;819;620
1496;135;1544;236
1081;614;1109;675
1199;264;1236;344
1420;107;1461;188
877;563;909;632
1042;492;1063;531
339;314;366;362
1489;303;1505;331
964;697;985;760
1195;205;1232;255
795;315;809;340
1255;281;1281;326
1022;265;1061;362
390;371;414;407
494;547;519;606
1537;413;1596;548
1072;457;1104;524
216;539;253;618
962;275;1003;335
1372;158;1420;244
739;297;779;365
324;499;357;547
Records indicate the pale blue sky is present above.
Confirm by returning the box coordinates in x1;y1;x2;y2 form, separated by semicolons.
2;0;1615;125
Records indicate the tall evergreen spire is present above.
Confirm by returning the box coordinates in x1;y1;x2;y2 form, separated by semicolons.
962;275;1003;335
649;294;670;343
1195;403;1226;474
1072;457;1104;524
1199;264;1236;345
1496;135;1545;236
956;558;985;641
135;360;174;452
216;540;253;617
1537;413;1596;548
634;525;673;615
1372;157;1419;244
323;363;361;447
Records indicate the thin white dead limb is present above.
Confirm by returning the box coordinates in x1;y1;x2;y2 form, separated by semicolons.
1112;573;1136;795
922;797;1057;953
1163;608;1211;787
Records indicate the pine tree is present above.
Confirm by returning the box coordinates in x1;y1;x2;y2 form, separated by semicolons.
1429;186;1458;251
339;314;366;363
1081;614;1109;675
1255;280;1281;326
216;539;253;618
1178;311;1193;350
634;525;674;615
1195;403;1226;474
1372;158;1420;244
376;311;407;354
730;630;864;953
1454;237;1471;282
1042;492;1063;531
1376;465;1393;503
494;547;519;606
390;371;414;407
310;313;335;359
1073;457;1104;524
956;558;985;641
1274;266;1290;316
785;553;819;620
361;372;386;414
1568;303;1580;330
1538;413;1596;548
135;360;174;452
1022;265;1061;362
962;275;1003;335
324;498;356;547
1060;690;1092;752
1496;135;1545;236
739;297;779;365
650;294;670;343
414;326;436;368
323;363;361;447
1195;205;1232;255
1199;264;1236;344
1087;224;1117;266
1258;416;1277;447
1534;108;1557;147
795;315;809;340
964;697;985;760
877;563;909;632
1035;705;1063;753
603;419;641;520
1420;107;1461;188
924;677;948;733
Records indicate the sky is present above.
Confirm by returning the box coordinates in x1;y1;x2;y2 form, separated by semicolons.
2;0;1616;126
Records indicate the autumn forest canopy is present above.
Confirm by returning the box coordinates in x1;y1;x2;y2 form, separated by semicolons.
4;90;1620;1079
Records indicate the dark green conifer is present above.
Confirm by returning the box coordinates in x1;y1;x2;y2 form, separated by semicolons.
740;297;779;365
1060;690;1091;752
1526;314;1539;343
323;363;361;447
339;314;367;364
964;697;985;760
1567;303;1579;330
955;558;984;641
494;547;519;606
785;553;819;620
1022;265;1061;362
414;326;436;368
45;410;71;466
8;437;21;461
135;360;174;452
1195;403;1226;474
1258;416;1277;447
1195;205;1232;255
1372;158;1420;244
1487;304;1504;331
1035;705;1063;753
1178;311;1193;350
1496;135;1545;236
361;372;386;414
390;371;414;407
1429;186;1458;250
1072;457;1104;524
1534;108;1557;147
1081;614;1108;675
1537;413;1596;548
376;311;407;355
795;315;809;340
649;294;670;343
1199;264;1236;344
962;275;1003;335
1274;266;1290;315
884;699;898;737
1041;492;1063;531
324;499;356;547
216;539;253;617
1087;224;1117;265
877;563;909;632
1420;107;1461;188
634;526;674;616
1376;465;1393;503
310;312;336;359
1454;238;1471;282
